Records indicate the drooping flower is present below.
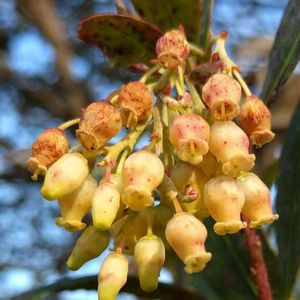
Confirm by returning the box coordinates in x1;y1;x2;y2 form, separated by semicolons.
209;121;255;177
239;95;275;148
165;212;212;273
122;150;164;211
204;175;247;235
169;113;210;165
66;225;109;270
202;74;241;120
237;173;279;228
156;29;190;69
98;252;128;300
134;234;165;292
41;152;89;200
92;182;120;230
27;128;68;180
118;81;154;128
56;174;97;231
76;101;122;152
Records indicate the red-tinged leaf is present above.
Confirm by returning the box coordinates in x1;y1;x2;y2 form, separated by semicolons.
77;14;162;68
130;0;203;43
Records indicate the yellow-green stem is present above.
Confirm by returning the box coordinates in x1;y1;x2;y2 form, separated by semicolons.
233;69;252;97
139;65;160;84
58;118;80;130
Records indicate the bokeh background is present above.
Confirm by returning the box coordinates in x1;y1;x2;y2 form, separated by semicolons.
0;0;299;299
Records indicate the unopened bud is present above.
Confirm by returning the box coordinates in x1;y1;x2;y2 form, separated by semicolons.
134;234;165;292
165;212;211;273
118;81;154;128
209;121;255;177
169;114;210;165
27;128;68;180
156;29;190;69
98;252;128;300
66;226;109;270
92;182;120;230
41;152;89;200
239;96;275;148
202;74;241;120
171;162;209;218
122;150;164;211
76;101;122;152
204;175;247;235
237;173;279;228
56;175;97;231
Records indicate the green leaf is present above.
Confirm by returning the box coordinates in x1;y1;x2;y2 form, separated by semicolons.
199;0;213;50
260;0;300;103
275;101;300;299
130;0;205;43
77;14;162;68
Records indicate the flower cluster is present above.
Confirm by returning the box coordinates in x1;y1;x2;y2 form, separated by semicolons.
27;29;278;300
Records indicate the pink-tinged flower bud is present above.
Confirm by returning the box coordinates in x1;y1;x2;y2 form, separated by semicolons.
76;101;122;152
171;162;209;218
92;182;120;230
165;212;211;273
41;152;89;200
156;29;190;69
239;96;275;148
56;175;97;231
118;81;154;128
27;128;68;180
169;114;210;165
98;252;128;300
200;152;220;177
122;150;164;211
209;121;255;177
237;173;279;228
66;225;109;270
202;74;241;120
134;234;165;292
204;175;247;235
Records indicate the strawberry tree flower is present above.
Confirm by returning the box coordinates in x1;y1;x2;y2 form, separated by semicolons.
239;95;275;148
169;113;210;165
41;152;89;200
171;162;209;218
134;234;165;292
27;128;68;180
122;150;164;211
209;121;255;177
56;174;97;231
165;212;212;273
92;182;120;230
98;252;128;300
202;74;241;120
67;225;110;271
118;81;154;128
76;101;122;153
237;172;279;228
204;175;247;235
156;28;190;69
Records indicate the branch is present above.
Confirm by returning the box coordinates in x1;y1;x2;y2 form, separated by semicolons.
11;275;206;300
242;215;273;300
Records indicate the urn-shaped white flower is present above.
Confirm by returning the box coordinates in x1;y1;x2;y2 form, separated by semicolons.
41;152;89;200
237;173;279;228
204;175;247;235
169;114;210;165
134;234;165;292
165;212;211;273
122;150;164;211
209;121;255;177
56;174;97;231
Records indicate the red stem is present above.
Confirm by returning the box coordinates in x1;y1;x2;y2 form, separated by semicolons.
242;215;273;300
